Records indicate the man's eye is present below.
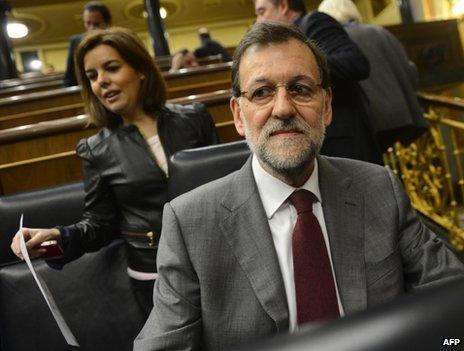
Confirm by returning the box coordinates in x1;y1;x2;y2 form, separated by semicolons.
251;87;274;100
289;83;313;96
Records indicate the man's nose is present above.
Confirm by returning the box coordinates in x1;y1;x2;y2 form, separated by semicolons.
272;86;295;119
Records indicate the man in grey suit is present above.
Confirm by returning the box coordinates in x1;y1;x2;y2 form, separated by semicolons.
134;22;464;350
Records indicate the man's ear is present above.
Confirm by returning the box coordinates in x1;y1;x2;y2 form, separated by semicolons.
230;97;246;137
322;88;333;126
280;0;290;14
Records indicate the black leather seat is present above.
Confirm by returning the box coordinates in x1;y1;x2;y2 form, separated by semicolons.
0;181;84;265
0;140;251;351
0;240;145;351
168;139;250;200
0;182;145;351
235;277;464;351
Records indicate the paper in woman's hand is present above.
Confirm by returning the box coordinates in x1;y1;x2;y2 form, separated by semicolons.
18;214;79;347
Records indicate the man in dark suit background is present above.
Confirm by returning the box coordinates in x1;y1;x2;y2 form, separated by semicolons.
193;27;232;62
134;22;464;351
254;0;382;164
63;1;111;87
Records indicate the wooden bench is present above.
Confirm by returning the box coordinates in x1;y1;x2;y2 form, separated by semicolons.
0;90;240;195
0;62;232;129
0;72;63;89
0;79;63;98
0;54;224;99
157;53;223;71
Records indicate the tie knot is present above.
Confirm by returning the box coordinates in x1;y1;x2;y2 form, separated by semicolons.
289;189;317;214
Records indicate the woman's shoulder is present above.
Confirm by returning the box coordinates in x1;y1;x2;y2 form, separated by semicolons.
162;102;207;117
76;127;113;159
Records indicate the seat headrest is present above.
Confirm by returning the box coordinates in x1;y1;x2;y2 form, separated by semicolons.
0;182;84;264
168;140;250;200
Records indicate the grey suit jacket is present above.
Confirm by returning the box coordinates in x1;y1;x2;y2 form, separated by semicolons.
134;156;464;350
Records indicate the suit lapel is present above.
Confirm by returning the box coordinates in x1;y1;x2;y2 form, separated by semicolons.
318;156;367;314
219;158;289;332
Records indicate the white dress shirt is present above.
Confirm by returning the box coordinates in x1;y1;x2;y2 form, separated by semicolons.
146;134;168;176
251;155;344;332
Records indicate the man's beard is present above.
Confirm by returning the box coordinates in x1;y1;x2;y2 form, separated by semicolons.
244;114;325;178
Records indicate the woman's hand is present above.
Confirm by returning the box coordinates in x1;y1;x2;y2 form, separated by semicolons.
10;228;61;260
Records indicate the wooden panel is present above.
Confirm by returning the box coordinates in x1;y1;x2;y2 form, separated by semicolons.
0;87;82;117
163;62;232;89
0;124;240;195
0;63;232;128
0;55;223;98
0;128;94;164
0;89;235;194
0;79;63;98
0;103;85;130
0;152;83;195
216;121;243;143
166;79;231;99
0;90;233;164
386;19;464;87
0;72;63;89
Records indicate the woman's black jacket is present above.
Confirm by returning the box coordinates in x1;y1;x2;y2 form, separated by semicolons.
55;102;219;272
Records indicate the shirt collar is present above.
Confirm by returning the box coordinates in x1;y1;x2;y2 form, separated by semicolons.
252;155;321;220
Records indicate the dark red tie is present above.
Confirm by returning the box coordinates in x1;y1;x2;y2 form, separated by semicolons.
289;189;339;324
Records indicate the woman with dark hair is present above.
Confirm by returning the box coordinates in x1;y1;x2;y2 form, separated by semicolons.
11;27;219;315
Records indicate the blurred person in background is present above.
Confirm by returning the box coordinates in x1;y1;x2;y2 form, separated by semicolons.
318;0;428;151
63;1;111;87
169;49;199;72
194;27;232;62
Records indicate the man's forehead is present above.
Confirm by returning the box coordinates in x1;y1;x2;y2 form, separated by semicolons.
241;40;315;65
238;40;319;83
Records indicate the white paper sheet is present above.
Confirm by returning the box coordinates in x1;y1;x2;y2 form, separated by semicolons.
18;214;79;347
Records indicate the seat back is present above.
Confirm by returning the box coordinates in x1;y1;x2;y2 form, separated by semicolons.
0;240;145;351
236;277;464;351
0;182;84;264
168;140;250;200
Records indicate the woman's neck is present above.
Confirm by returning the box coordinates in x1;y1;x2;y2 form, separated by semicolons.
123;112;158;139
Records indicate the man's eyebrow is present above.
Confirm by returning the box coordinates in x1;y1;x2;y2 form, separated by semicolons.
288;75;319;85
252;77;270;84
249;75;318;85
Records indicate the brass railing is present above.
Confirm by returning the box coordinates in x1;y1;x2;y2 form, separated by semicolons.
383;92;464;250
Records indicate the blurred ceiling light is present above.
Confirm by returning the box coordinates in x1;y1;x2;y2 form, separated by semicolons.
7;22;28;39
142;8;167;19
160;7;167;19
29;59;42;70
452;0;464;16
